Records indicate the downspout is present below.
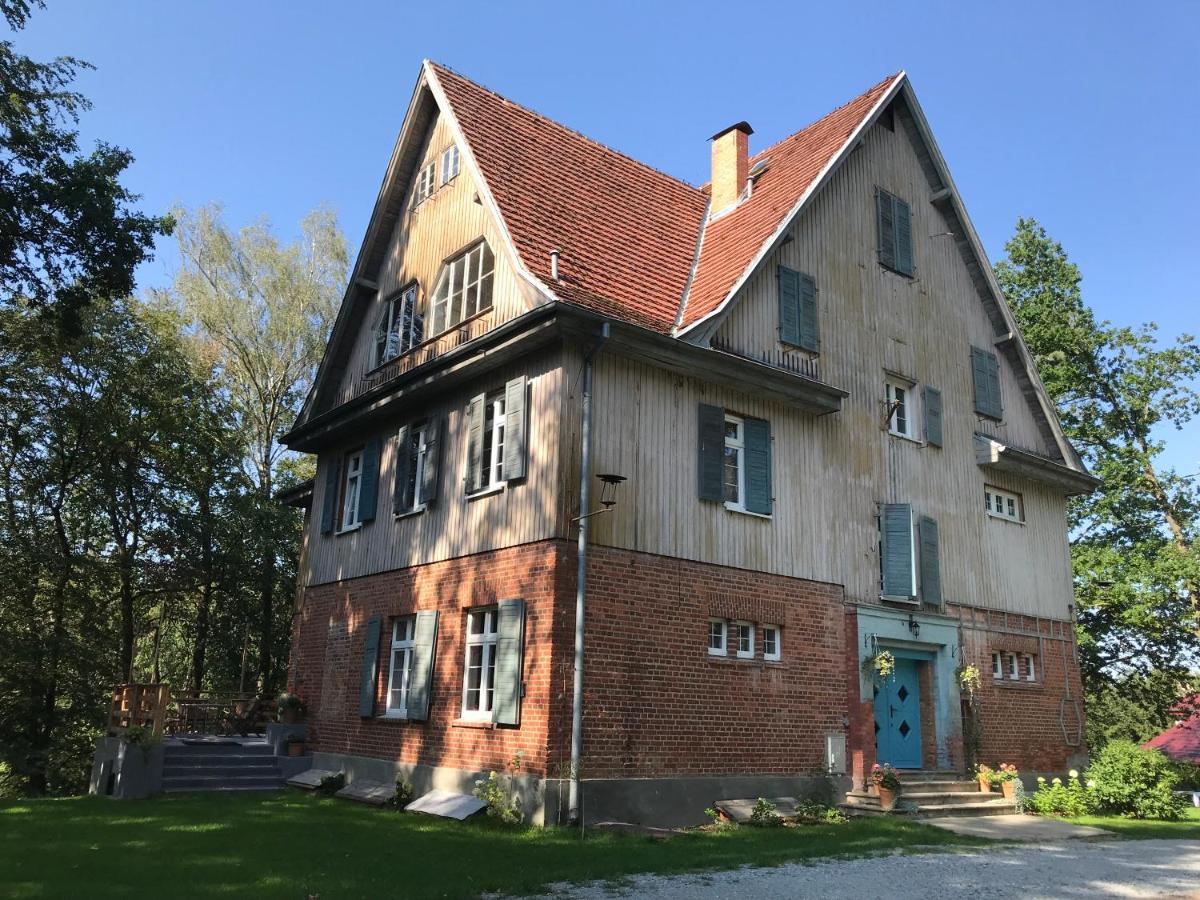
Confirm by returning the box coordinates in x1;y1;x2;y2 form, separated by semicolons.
568;321;610;825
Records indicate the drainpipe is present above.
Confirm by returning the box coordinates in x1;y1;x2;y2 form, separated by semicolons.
568;321;610;825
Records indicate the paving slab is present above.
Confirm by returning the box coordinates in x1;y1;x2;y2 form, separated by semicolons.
335;778;394;806
286;768;339;790
406;788;487;820
713;797;799;824
922;813;1114;841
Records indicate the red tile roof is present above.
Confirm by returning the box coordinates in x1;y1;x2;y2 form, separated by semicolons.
429;62;899;336
1144;715;1200;764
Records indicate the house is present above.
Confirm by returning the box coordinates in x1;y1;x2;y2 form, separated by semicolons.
281;61;1098;825
1144;695;1200;765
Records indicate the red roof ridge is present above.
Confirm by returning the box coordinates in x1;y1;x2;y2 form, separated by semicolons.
426;60;705;197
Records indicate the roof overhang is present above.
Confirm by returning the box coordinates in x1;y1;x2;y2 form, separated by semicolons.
276;478;314;510
974;433;1100;495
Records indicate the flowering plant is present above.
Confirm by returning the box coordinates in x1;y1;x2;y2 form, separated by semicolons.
993;763;1020;783
974;763;996;785
862;650;895;680
871;763;901;791
957;665;982;698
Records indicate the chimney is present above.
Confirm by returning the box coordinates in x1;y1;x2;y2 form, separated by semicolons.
710;121;753;214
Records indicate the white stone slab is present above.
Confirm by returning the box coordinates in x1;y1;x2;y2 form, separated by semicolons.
923;813;1115;841
335;778;394;806
406;788;487;820
287;768;338;790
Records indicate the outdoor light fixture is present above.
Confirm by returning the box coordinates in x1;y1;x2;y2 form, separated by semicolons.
907;614;920;638
571;473;626;522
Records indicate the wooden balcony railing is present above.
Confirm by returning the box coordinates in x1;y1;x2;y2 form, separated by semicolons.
710;337;822;382
357;310;495;399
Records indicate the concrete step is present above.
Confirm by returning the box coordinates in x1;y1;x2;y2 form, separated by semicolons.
164;741;273;756
162;774;284;792
845;789;988;806
162;754;279;768
163;763;280;778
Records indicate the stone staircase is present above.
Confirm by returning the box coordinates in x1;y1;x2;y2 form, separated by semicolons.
841;771;1015;818
161;739;285;792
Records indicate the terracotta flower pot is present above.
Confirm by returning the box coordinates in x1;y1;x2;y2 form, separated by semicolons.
1001;780;1017;801
877;786;898;811
287;741;304;757
978;775;993;793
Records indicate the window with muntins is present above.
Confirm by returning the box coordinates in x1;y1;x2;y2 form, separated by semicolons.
430;241;495;336
763;625;781;661
397;423;430;513
708;619;727;656
373;285;423;367
340;449;364;531
886;379;915;439
992;651;1003;679
1023;654;1037;682
985;487;1022;523
735;621;754;659
440;144;459;185
413;162;435;205
1007;652;1020;681
385;617;415;716
478;392;506;490
462;608;498;719
723;415;745;509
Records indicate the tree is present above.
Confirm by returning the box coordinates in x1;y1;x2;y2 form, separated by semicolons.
171;203;346;694
994;218;1200;737
0;1;171;329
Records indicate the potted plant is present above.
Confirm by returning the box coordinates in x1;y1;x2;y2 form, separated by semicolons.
277;691;306;724
285;734;306;757
871;763;901;811
862;649;896;681
974;763;996;793
995;763;1020;800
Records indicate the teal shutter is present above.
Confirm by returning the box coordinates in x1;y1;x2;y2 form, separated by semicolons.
919;516;942;606
923;386;943;447
697;403;725;501
320;456;340;535
393;425;412;514
880;503;915;599
895;196;913;275
421;416;442;507
492;599;525;726
743;417;772;515
777;265;801;346
465;394;485;493
503;375;528;482
797;272;819;351
971;347;1002;418
876;189;896;270
358;437;382;523
358;616;382;717
406;610;438;721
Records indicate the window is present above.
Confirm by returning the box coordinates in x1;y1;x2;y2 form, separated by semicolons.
397;422;431;513
385;618;415;716
476;392;506;491
762;625;781;661
885;379;915;439
440;144;460;185
430;241;495;336
373;285;423;367
985;487;1022;523
723;415;745;509
708;619;727;656
462;608;498;718
992;651;1003;679
1007;652;1020;681
1023;654;1037;682
876;188;913;276
735;621;754;659
340;449;364;531
413;161;435;205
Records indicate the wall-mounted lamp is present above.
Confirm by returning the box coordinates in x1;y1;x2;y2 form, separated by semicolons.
907;614;920;638
571;473;626;522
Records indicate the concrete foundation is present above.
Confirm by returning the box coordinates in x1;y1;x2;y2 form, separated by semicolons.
89;736;164;799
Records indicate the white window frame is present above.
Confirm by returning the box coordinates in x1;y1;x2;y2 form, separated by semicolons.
461;608;499;720
992;651;1003;679
762;625;781;662
339;449;364;532
1023;653;1037;682
723;414;746;511
413;161;435;205
398;422;430;514
708;619;727;656
885;379;915;439
430;242;495;336
985;486;1023;523
373;285;422;368
1007;652;1020;681
476;392;506;491
384;617;415;717
440;144;460;185
735;621;754;659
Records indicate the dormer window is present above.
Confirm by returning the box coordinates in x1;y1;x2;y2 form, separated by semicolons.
373;285;423;368
430;241;494;336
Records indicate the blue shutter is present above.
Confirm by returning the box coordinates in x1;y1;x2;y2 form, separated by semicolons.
358;616;382;717
919;516;942;606
797;272;819;352
697;404;725;501
971;347;1002;419
358;437;382;523
406;610;438;721
320;456;339;535
894;196;913;275
492;599;525;726
743;417;772;515
503;376;528;482
421;416;442;507
876;189;896;270
777;265;801;346
923;386;943;448
392;425;412;515
880;503;915;599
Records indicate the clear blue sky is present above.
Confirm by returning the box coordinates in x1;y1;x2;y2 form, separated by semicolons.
13;0;1199;471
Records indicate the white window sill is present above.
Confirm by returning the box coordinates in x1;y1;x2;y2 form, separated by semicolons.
888;430;922;446
724;502;772;520
394;505;427;521
452;717;495;729
376;712;409;722
335;523;363;537
986;512;1025;525
707;649;727;658
467;483;506;502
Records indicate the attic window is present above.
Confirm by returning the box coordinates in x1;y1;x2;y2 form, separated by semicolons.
430;241;495;336
748;159;769;181
413;162;436;205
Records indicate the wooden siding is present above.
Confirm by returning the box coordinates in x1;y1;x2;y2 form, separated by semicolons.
333;108;542;407
306;347;565;586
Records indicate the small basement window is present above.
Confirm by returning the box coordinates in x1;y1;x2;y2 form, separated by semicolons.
985;487;1023;523
992;651;1003;679
735;621;755;659
1024;654;1037;682
762;625;781;662
1007;652;1020;681
708;619;727;656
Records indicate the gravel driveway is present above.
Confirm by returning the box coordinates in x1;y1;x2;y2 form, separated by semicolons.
550;839;1200;899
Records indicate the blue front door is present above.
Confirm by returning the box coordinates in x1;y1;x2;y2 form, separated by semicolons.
873;657;923;768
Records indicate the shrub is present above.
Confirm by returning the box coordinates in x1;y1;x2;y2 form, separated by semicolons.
390;777;414;810
1028;771;1093;817
1086;741;1187;820
317;772;345;796
748;797;782;827
794;801;847;825
473;752;524;824
122;725;160;748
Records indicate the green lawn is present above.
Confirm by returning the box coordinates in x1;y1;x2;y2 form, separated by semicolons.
0;791;988;899
1070;805;1200;839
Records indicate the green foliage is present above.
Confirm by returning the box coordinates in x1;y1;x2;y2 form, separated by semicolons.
870;764;900;791
391;777;414;811
121;726;160;749
793;801;847;825
473;752;524;824
317;773;345;796
1086;671;1198;751
277;692;306;714
1085;741;1188;820
748;797;782;827
1029;772;1095;817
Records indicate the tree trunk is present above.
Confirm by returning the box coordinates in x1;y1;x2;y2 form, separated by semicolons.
257;455;274;696
188;477;215;696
